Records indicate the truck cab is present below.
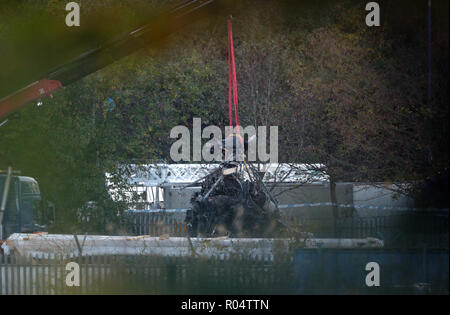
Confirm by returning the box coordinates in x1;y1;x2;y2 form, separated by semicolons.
0;172;50;239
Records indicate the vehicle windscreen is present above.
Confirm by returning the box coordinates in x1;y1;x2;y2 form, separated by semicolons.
20;180;40;194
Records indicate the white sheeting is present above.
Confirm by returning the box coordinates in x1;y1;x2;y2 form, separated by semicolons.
5;233;383;259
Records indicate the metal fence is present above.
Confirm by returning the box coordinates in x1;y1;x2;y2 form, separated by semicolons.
0;253;294;295
2;249;448;295
294;248;449;294
295;211;449;248
123;211;187;236
123;210;449;248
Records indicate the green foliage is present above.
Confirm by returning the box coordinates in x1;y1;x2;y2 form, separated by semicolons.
0;0;448;231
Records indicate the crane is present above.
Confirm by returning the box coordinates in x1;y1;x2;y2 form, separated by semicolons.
0;0;227;120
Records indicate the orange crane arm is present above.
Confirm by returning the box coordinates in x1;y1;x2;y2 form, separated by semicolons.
0;0;226;120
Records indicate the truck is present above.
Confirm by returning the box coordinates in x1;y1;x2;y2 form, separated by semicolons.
0;167;54;241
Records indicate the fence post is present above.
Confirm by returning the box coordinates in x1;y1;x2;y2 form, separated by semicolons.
166;256;176;293
423;247;428;284
0;253;3;295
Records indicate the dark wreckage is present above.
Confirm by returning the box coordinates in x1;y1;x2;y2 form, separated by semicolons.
185;134;288;238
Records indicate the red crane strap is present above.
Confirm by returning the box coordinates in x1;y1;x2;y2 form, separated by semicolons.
227;19;240;134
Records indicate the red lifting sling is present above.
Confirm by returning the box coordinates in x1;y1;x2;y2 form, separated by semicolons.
227;19;240;135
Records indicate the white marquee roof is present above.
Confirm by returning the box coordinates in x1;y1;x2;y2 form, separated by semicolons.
106;163;328;187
